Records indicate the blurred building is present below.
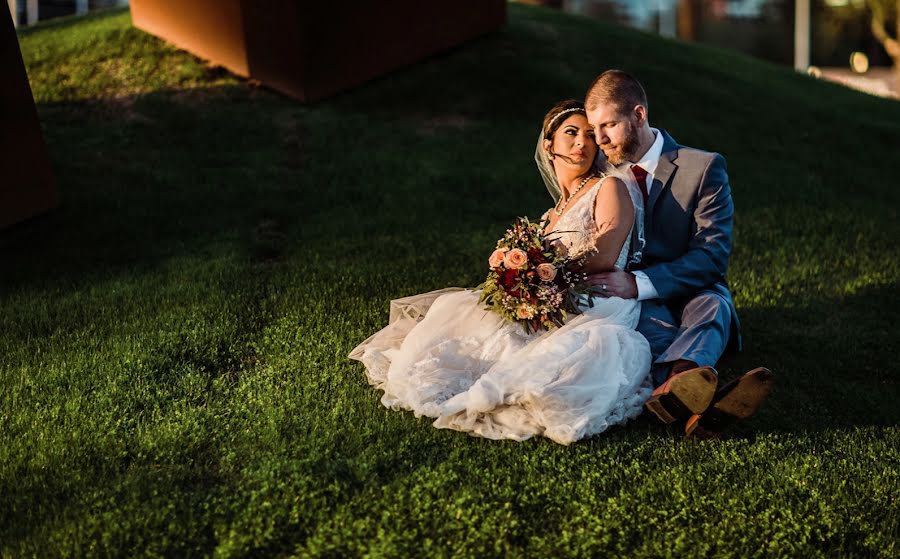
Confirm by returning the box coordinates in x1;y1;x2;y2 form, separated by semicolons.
517;0;894;70
8;0;128;26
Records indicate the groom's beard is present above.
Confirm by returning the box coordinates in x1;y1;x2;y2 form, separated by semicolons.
603;123;640;166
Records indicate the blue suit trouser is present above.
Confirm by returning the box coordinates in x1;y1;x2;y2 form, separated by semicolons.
636;290;732;387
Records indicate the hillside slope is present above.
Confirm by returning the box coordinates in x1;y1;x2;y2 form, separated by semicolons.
2;5;898;557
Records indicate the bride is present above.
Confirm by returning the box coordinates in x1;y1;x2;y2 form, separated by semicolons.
349;100;652;445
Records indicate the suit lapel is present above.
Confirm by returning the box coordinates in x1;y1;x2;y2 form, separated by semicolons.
645;129;679;226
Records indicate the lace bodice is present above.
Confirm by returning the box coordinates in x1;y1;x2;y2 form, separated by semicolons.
545;179;631;270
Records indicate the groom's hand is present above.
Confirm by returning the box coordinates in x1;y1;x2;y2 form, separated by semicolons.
585;271;638;299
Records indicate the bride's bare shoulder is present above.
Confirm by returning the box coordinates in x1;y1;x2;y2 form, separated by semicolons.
593;175;634;227
599;174;628;193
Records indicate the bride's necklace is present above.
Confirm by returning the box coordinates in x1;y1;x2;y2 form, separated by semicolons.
554;173;595;216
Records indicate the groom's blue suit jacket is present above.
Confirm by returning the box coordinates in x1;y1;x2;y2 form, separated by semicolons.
629;129;742;351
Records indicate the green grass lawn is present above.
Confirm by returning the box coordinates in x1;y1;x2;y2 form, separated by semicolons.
2;5;899;557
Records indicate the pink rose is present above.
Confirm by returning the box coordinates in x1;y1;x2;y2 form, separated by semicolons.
503;248;528;270
516;303;534;320
488;248;507;268
536;263;557;281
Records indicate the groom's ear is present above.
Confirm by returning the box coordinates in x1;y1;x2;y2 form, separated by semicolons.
633;105;648;126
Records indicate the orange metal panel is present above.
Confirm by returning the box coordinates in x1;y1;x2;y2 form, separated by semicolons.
130;0;251;76
129;0;506;102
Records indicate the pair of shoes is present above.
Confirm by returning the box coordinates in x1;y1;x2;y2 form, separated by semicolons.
644;366;718;424
684;367;774;439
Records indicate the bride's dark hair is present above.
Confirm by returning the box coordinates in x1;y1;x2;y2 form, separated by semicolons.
541;99;586;141
535;99;606;204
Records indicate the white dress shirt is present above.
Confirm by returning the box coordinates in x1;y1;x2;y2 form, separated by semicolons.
617;128;664;301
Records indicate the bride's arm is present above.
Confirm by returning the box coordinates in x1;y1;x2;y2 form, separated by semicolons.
579;176;635;273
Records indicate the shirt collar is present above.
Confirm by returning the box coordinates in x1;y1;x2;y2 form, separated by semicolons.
618;127;663;176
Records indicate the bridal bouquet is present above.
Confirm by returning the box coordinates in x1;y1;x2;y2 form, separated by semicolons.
480;217;589;334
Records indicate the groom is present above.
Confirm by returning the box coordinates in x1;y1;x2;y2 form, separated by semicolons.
583;70;772;438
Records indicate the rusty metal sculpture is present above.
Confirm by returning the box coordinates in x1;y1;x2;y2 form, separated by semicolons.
1;6;58;230
130;0;507;102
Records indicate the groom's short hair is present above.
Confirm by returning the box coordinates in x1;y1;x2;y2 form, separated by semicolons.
585;70;648;115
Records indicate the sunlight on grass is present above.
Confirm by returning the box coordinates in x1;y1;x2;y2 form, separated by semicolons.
18;9;239;104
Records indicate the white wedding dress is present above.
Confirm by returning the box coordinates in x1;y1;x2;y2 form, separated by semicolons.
349;179;652;444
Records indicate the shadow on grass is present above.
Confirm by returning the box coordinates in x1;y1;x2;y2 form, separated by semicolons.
705;282;900;435
1;84;307;289
0;67;549;294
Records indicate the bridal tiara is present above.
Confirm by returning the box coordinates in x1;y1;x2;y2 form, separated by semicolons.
547;107;586;132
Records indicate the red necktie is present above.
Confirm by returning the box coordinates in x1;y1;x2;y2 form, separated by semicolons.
631;165;649;206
